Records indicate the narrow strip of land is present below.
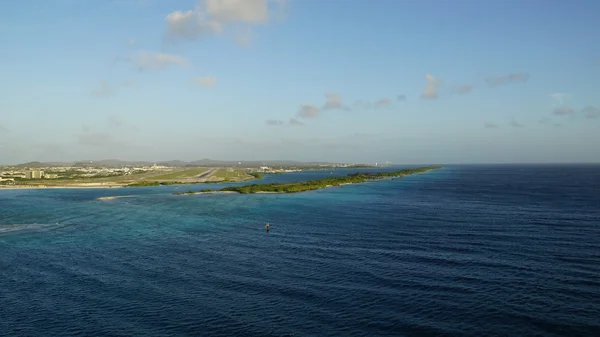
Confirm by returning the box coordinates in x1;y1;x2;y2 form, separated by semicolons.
174;166;442;195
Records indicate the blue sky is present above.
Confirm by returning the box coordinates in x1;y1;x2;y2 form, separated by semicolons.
1;0;599;164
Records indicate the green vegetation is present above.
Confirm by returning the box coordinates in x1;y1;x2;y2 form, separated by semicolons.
174;189;212;195
220;167;441;194
248;172;263;179
174;166;441;195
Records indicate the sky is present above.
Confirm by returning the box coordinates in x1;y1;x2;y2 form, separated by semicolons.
1;0;599;165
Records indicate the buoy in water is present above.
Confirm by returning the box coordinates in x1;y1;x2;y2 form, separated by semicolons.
266;223;270;232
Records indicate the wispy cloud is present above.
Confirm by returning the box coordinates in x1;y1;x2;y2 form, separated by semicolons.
297;105;320;118
265;119;284;126
352;100;373;110
130;51;189;71
165;0;286;44
127;38;137;46
455;84;473;95
539;117;561;127
0;124;7;133
550;93;571;106
509;119;523;128
484;122;499;129
553;107;576;116
289;118;304;126
397;94;406;101
194;76;217;87
108;115;122;128
351;98;392;110
375;98;392;108
323;93;342;110
485;72;529;86
582;106;600;119
421;74;440;99
91;80;115;97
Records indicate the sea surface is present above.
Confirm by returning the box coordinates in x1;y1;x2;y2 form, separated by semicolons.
1;165;599;336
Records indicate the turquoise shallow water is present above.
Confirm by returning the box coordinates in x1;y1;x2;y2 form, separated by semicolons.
1;166;599;336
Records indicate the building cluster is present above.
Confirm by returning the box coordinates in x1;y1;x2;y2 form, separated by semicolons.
0;170;56;181
0;164;173;182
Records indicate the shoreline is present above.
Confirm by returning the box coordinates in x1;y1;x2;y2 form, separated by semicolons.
175;167;441;196
174;191;239;196
0;185;126;190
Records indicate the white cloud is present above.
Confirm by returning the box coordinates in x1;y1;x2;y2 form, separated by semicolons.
205;0;270;24
289;118;304;126
130;51;189;71
550;93;571;106
297;105;320;118
91;80;115;97
108;115;122;128
553;107;575;116
165;9;222;41
323;93;342;110
165;0;286;44
127;38;137;46
509;119;523;128
194;76;217;87
485;72;529;86
375;98;392;108
421;74;440;99
265;119;284;126
455;84;473;94
582;106;600;119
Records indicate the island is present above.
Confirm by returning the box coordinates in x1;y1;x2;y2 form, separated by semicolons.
174;166;441;195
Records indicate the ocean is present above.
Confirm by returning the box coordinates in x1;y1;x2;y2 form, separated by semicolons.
1;165;599;336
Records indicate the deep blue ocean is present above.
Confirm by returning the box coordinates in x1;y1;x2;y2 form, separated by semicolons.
1;165;599;336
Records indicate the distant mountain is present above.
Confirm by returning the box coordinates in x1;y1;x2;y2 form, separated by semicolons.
14;161;47;168
156;160;189;167
72;159;153;167
187;159;343;168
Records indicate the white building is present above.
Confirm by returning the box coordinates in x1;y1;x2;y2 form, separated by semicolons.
25;170;44;179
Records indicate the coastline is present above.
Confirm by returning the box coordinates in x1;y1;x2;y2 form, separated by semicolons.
174;191;239;196
175;167;441;196
0;185;125;190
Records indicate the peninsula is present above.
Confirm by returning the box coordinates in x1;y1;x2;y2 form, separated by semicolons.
174;166;441;195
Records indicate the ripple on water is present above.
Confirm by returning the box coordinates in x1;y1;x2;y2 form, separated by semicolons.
1;165;600;336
